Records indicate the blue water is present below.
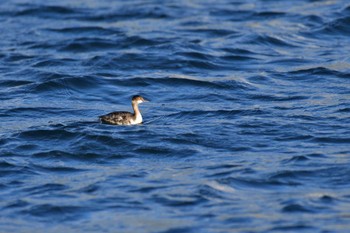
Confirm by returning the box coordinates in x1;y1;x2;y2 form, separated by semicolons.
1;0;350;232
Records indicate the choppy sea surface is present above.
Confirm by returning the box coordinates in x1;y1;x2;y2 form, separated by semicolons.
1;0;350;232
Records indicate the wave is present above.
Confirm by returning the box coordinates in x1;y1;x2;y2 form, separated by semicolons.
318;16;350;36
14;5;80;17
46;26;122;36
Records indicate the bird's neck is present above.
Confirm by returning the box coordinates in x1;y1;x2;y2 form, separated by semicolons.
132;102;142;123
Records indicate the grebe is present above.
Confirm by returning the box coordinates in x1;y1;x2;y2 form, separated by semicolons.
99;95;148;125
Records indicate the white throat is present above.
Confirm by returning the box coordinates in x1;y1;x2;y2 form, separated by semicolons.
133;112;143;124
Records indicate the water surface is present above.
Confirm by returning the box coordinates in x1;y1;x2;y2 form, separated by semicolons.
1;0;350;232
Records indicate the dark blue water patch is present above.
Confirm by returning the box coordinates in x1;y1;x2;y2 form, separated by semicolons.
269;170;315;181
281;203;315;213
336;107;350;113
45;26;123;36
17;128;78;141
166;109;244;121
134;146;195;157
13;5;84;18
319;16;350;36
0;80;33;88
177;59;220;70
300;14;325;27
32;58;76;68
243;34;299;48
27;41;63;50
110;54;188;70
290;67;342;76
3;199;30;209
270;224;316;232
78;4;178;22
97;78;151;94
21;183;68;195
220;54;260;62
281;155;310;164
121;35;169;48
181;28;239;37
92;198;150;212
151;193;207;207
0;164;39;177
158;226;195;233
31;164;85;173
85;52;186;71
96;75;253;92
78;183;101;194
318;195;335;203
266;58;310;66
306;153;328;159
175;51;215;61
30;150;111;162
35;71;67;82
198;185;225;199
213;9;292;26
3;53;36;63
1;72;104;96
20;204;87;222
312;136;350;144
59;38;119;52
272;164;345;193
248;93;308;102
284;67;349;81
220;177;302;191
204;166;254;179
222;216;254;227
129;185;170;194
209;9;253;21
221;47;259;55
204;163;242;171
274;134;313;142
0;160;17;169
253;11;288;19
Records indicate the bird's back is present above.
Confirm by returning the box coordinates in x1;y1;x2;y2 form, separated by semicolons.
99;111;134;125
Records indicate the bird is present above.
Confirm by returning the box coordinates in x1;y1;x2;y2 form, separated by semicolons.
99;95;148;125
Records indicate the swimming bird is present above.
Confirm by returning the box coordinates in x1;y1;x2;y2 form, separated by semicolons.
99;95;148;125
